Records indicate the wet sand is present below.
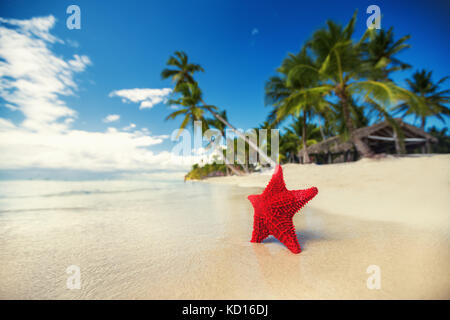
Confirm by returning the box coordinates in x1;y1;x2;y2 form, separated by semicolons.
1;176;449;299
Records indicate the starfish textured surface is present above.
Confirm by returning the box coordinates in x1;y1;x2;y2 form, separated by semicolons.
248;165;318;254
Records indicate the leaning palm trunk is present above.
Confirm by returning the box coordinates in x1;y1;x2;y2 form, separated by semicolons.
301;114;311;163
336;87;373;158
205;102;277;167
386;116;406;155
223;155;245;176
212;146;243;176
221;154;244;176
420;116;426;131
216;141;245;175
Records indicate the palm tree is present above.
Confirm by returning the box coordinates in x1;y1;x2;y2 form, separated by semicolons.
279;131;300;163
162;51;276;167
204;111;245;175
167;86;244;176
362;27;413;153
322;100;369;140
427;126;450;153
363;27;411;81
290;11;419;157
288;116;322;149
166;82;213;136
394;70;450;130
161;51;204;91
276;117;322;164
265;47;327;163
205;110;228;137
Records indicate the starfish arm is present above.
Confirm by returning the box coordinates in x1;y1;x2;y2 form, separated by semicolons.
261;165;287;198
251;216;270;243
267;218;301;254
291;187;318;207
270;187;319;218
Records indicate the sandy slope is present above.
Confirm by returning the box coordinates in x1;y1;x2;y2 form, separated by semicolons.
199;155;450;299
1;156;448;299
206;154;450;232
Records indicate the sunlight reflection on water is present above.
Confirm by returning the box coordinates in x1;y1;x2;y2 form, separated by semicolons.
0;180;449;299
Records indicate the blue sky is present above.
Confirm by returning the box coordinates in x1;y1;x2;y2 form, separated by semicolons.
0;0;449;177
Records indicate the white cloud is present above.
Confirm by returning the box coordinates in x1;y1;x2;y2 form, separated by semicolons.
66;39;79;48
0;16;62;43
0;16;196;174
123;123;136;131
68;54;91;71
103;114;120;123
109;88;172;109
0;119;193;171
0;15;91;132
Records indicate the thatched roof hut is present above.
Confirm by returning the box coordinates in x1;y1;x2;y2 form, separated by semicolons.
303;119;437;164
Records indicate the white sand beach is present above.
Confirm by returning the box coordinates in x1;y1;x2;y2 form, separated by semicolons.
204;154;450;299
207;154;450;231
0;155;449;299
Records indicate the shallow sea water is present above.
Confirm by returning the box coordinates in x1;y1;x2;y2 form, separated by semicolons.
0;180;448;299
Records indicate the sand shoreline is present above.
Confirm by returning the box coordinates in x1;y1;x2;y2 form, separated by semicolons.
205;154;450;233
198;154;450;299
1;155;449;299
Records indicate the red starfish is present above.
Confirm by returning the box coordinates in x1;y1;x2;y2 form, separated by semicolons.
248;165;318;254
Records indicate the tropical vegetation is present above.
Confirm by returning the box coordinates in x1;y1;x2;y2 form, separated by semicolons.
161;12;449;179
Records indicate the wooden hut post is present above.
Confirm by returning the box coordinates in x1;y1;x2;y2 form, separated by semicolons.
393;130;401;154
426;139;431;153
